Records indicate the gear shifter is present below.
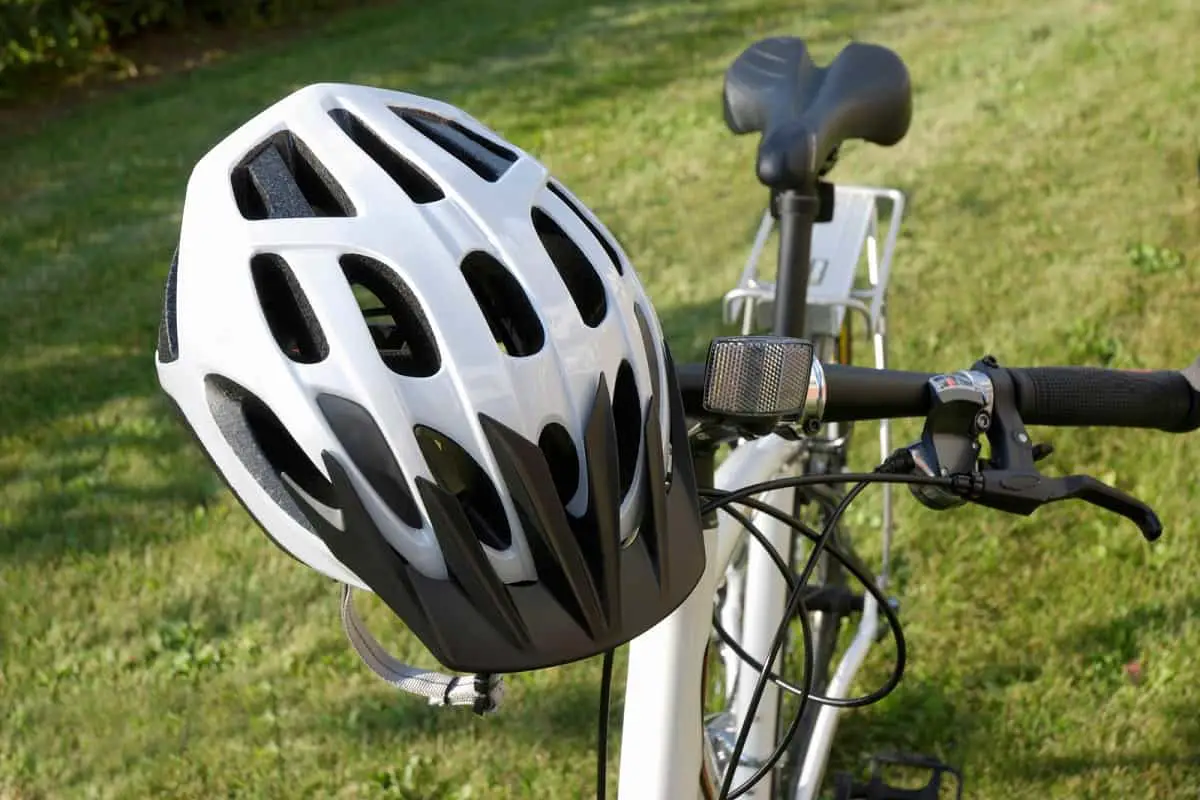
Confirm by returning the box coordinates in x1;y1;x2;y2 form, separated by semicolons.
904;356;1165;542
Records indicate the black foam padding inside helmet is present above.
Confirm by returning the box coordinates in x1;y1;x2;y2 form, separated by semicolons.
394;107;517;182
231;130;355;220
157;248;180;363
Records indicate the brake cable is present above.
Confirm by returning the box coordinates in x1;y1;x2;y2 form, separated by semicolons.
702;469;956;799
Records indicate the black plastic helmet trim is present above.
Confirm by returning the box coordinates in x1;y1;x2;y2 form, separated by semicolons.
481;414;607;639
281;344;705;673
289;452;443;651
639;391;671;591
415;477;531;648
577;371;624;626
317;393;422;529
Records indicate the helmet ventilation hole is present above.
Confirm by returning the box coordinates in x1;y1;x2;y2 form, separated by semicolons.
157;248;180;363
538;422;580;507
339;254;440;378
205;375;337;524
414;426;512;550
633;303;662;405
460;251;545;357
612;360;642;498
547;182;624;275
231;130;355;220
394;108;517;182
532;207;608;328
328;108;445;204
251;253;328;364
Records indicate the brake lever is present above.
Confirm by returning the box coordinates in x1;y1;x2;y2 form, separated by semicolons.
961;357;1163;541
906;356;1165;541
951;470;1163;542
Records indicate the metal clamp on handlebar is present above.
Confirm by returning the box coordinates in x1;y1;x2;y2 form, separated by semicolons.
905;356;1164;541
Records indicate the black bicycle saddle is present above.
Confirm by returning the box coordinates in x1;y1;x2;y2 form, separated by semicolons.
723;37;912;190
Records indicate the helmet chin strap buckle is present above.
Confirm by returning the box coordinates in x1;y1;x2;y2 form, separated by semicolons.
339;585;505;714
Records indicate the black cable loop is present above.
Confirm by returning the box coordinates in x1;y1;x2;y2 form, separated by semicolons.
703;490;909;708
716;481;869;800
700;471;954;514
705;500;816;796
702;471;953;800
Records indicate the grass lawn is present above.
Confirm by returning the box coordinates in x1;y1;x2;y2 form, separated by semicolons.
2;0;1198;797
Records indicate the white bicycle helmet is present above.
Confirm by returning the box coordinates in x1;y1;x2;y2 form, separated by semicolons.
155;83;705;673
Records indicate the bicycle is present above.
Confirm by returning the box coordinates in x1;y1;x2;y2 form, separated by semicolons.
155;30;1200;800
605;35;1199;800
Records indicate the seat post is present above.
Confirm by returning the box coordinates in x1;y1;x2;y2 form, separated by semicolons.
772;189;820;339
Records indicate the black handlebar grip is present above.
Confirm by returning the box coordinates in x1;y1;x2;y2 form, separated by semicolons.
821;364;934;421
1006;366;1200;432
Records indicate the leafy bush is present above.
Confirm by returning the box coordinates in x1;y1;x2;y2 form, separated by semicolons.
1;1;106;72
0;0;355;91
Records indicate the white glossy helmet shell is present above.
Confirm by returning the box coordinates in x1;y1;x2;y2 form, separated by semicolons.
156;83;674;591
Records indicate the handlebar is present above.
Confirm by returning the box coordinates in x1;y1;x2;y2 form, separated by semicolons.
679;350;1199;541
677;358;1200;433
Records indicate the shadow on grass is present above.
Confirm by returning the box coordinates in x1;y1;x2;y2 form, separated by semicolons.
993;596;1200;785
321;664;611;752
0;369;222;563
829;676;969;780
1060;593;1200;672
1002;750;1200;786
1;0;867;567
830;597;1200;791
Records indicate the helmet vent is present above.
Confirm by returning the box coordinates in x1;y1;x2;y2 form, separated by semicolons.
633;304;662;409
532;207;608;328
339;254;440;377
205;375;338;525
157;247;180;363
414;426;512;550
317;393;422;529
250;254;328;364
231;130;355;220
394;108;517;182
328;108;445;204
612;360;642;498
460;251;545;357
538;422;580;507
547;182;624;276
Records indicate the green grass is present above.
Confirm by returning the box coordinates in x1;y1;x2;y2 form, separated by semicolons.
2;0;1199;797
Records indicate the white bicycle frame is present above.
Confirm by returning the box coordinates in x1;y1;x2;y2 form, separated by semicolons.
615;185;905;800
